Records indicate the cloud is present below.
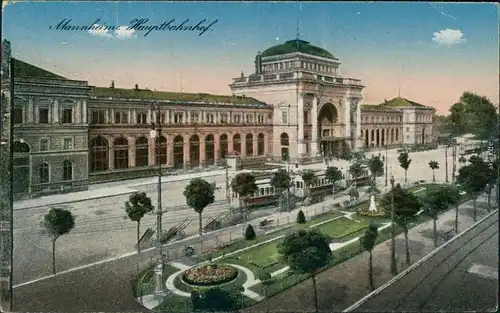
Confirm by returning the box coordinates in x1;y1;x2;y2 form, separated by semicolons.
88;24;113;38
114;26;136;39
432;29;466;46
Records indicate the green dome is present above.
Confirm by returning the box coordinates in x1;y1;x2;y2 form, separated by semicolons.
261;39;336;59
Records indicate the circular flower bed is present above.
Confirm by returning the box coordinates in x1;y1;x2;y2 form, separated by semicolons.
182;263;238;286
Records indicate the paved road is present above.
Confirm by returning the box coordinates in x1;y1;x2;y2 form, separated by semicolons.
345;211;499;312
12;147;462;284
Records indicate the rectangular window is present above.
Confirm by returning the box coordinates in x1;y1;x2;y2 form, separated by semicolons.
304;111;309;124
13;108;23;124
39;108;49;124
91;109;105;124
137;113;147;124
174;113;183;124
191;113;199;124
40;139;49;151
282;111;288;124
62;108;72;123
63;138;73;150
160;113;166;124
115;112;121;124
221;114;228;123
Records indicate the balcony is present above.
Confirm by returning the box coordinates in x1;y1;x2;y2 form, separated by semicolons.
231;71;363;87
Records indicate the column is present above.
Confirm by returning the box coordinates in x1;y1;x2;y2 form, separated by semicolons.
108;140;114;170
109;108;115;124
356;99;362;149
53;99;59;123
75;100;82;124
152;110;157;124
165;109;170;125
128;137;136;167
214;135;220;163
132;109;137;124
166;135;174;167
82;99;87;124
187;111;191;125
297;92;305;155
344;95;351;144
241;136;247;157
148;136;155;166
27;96;34;123
228;134;234;154
200;139;206;166
311;95;319;156
147;109;152;124
183;138;190;168
253;133;258;157
34;101;39;124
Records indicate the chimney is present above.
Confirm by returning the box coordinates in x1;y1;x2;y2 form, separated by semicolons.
134;84;139;90
255;51;262;75
110;80;115;88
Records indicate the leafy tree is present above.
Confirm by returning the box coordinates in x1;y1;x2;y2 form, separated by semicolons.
324;166;343;200
231;172;258;223
368;156;384;193
349;187;360;202
423;185;452;247
360;222;379;291
457;163;488;221
43;207;75;275
428;160;439;183
125;192;154;252
271;169;292;210
458;155;467;166
349;161;365;189
380;183;422;265
449;92;499;140
398;152;412;183
183;178;215;236
278;229;332;312
300;169;316;198
282;151;290;171
244;224;256;240
296;210;306;224
257;271;273;297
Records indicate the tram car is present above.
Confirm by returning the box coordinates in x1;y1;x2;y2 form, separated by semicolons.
229;168;371;209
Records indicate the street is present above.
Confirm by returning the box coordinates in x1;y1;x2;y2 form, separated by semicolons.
345;210;498;312
13;147;465;285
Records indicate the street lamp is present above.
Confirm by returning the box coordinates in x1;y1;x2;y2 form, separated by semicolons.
451;139;457;185
149;102;165;298
390;174;398;276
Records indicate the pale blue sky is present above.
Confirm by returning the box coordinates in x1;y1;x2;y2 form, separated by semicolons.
2;1;498;113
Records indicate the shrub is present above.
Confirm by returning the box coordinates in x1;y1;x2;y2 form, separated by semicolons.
184;246;196;257
356;206;386;217
194;287;240;311
245;224;256;240
296;210;306;224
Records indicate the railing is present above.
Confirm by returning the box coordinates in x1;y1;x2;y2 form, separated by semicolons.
231;71;363;86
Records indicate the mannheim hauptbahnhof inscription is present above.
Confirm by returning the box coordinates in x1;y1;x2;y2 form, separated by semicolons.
1;38;434;199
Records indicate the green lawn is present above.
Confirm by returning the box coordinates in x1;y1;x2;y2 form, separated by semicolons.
313;217;368;239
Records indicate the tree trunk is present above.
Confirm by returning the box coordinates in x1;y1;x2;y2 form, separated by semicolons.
432;170;435;183
404;227;411;265
198;212;203;237
311;274;319;313
404;170;408;183
454;205;459;234
473;198;477;222
433;218;438;247
369;251;374;291
332;185;335;200
487;189;491;212
136;221;141;253
52;237;57;275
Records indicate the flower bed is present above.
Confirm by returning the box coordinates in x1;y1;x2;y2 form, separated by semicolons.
182;263;238;286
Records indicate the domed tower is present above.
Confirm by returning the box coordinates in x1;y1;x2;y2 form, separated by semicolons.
230;39;365;163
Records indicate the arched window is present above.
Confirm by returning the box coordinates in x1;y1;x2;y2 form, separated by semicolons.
220;134;228;158
114;137;129;169
89;136;109;172
280;133;289;146
135;136;149;167
39;162;49;184
257;133;265;155
63;160;72;181
233;134;241;154
246;134;253;156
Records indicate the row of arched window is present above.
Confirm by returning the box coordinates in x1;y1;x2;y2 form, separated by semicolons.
39;160;73;184
89;133;267;172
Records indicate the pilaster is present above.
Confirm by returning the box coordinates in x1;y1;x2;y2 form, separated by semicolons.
166;135;173;167
311;95;319;156
53;99;59;123
27;96;34;123
297;92;305;155
129;137;136;168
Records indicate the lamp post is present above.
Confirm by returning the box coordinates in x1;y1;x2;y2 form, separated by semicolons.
149;101;165;298
385;146;388;187
390;174;397;276
444;144;449;183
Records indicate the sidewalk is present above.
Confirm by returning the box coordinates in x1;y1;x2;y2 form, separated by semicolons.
243;193;494;313
13;169;227;210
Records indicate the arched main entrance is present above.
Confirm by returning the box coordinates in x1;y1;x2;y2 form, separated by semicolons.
135;136;149;167
190;135;200;167
246;134;253;157
173;135;184;169
220;134;228;159
89;136;109;172
13;141;30;194
233;134;241;155
280;132;289;159
205;134;215;165
317;102;342;157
